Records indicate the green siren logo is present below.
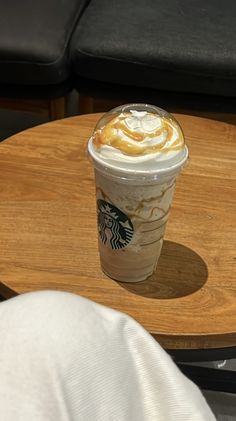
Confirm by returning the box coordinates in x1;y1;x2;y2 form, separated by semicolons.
97;199;133;250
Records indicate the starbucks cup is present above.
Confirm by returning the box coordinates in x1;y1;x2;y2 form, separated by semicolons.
88;103;188;283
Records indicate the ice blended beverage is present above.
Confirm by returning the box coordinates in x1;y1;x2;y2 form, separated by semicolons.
88;103;188;282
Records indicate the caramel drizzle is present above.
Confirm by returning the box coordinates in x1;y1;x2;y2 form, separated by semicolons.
142;213;170;224
96;187;114;205
93;113;184;156
129;206;170;222
96;185;173;223
132;180;175;215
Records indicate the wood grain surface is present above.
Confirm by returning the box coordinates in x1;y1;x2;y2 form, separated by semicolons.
0;113;235;350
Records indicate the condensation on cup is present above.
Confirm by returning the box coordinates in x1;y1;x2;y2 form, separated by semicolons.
88;103;188;283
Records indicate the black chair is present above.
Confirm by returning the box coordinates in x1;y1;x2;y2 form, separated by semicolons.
0;0;90;119
71;0;236;117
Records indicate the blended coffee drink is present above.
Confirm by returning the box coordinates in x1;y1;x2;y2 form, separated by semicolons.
88;103;188;282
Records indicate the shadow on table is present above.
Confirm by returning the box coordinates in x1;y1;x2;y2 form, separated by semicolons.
118;240;208;299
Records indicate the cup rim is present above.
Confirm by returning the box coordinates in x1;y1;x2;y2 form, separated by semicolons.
88;138;188;181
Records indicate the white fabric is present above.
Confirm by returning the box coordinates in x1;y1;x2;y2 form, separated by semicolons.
0;290;215;420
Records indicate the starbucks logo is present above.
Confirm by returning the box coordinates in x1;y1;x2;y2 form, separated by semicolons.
97;199;133;250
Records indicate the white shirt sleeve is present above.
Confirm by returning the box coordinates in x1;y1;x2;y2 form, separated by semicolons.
0;290;216;421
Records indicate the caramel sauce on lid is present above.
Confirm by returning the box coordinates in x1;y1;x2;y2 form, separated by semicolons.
92;112;184;156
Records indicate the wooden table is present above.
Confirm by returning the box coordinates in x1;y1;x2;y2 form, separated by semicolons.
0;113;235;351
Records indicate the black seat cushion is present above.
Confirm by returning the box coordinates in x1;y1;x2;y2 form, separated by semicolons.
71;0;236;97
0;0;90;85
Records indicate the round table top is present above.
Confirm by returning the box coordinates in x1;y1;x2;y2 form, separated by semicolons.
0;112;235;350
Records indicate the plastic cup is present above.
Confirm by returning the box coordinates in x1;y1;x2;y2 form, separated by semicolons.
88;103;188;282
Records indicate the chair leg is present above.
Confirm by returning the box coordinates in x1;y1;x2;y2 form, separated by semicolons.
178;363;236;394
78;95;94;114
48;97;66;120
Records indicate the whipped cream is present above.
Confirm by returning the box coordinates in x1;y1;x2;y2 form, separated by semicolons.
88;109;188;180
